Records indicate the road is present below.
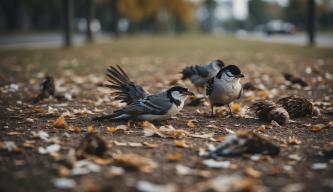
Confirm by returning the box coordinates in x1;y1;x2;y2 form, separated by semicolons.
236;32;333;48
0;33;111;49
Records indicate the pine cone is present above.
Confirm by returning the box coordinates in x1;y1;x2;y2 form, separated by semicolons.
277;96;314;118
33;75;55;103
251;100;289;125
210;129;280;158
76;132;108;158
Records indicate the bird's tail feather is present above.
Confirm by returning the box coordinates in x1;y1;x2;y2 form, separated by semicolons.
181;66;195;80
92;112;129;121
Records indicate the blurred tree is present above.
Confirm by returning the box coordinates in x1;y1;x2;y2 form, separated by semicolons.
62;0;74;47
307;0;315;45
85;0;94;42
248;0;268;27
283;0;307;29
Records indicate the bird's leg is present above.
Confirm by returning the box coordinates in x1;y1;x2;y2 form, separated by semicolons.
227;104;233;117
211;105;214;117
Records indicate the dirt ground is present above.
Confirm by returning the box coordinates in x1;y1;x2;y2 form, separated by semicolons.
0;35;332;192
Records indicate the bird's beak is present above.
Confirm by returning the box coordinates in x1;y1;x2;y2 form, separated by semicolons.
236;74;244;78
184;91;195;96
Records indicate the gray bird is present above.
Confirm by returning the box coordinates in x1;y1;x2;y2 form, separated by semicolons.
206;65;244;116
181;59;225;90
93;65;194;121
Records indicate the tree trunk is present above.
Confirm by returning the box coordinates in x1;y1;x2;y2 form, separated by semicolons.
110;0;119;38
85;0;94;43
307;0;316;46
62;0;74;47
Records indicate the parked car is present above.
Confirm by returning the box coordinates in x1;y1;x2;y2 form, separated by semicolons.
265;20;295;35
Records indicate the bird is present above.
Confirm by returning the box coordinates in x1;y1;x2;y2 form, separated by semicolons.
206;65;244;116
276;96;317;118
209;129;280;159
93;65;194;121
181;59;225;90
33;75;55;103
250;100;289;125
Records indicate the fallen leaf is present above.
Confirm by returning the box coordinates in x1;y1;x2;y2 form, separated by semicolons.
203;159;230;168
136;181;178;192
87;126;95;133
7;131;23;136
258;90;269;98
207;124;219;129
143;142;159;148
231;103;242;113
175;164;211;177
68;126;81;133
167;153;181;161
288;136;302;145
187;119;196;128
52;178;76;189
244;166;261;178
54;116;68;129
113;153;157;173
310;124;325;132
38;144;61;154
128;142;143;147
175;140;189;148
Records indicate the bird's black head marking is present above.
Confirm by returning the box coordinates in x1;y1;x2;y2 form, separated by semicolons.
216;65;242;79
167;86;194;106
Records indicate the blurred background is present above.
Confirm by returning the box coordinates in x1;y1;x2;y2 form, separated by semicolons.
0;0;332;48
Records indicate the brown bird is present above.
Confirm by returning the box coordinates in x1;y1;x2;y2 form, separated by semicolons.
277;96;316;118
33;75;55;103
283;72;308;87
210;129;280;159
76;132;108;158
251;100;289;125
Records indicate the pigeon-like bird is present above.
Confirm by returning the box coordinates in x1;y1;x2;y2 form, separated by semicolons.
206;65;244;116
93;66;194;121
181;59;225;89
33;75;55;103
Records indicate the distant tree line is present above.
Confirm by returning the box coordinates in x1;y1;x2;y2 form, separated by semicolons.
248;0;333;31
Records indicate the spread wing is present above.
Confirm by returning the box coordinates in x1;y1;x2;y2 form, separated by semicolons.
106;65;149;105
206;78;214;95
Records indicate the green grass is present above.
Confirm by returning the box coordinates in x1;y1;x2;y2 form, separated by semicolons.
0;34;332;80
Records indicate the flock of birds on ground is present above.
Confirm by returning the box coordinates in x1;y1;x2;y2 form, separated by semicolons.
31;59;325;158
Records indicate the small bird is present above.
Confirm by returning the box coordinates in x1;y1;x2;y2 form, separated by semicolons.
251;100;289;125
206;65;244;116
33;75;55;103
93;65;194;121
181;59;225;90
277;96;318;118
209;129;280;159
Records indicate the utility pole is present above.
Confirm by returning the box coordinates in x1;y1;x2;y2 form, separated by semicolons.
86;0;94;43
62;0;74;47
307;0;316;46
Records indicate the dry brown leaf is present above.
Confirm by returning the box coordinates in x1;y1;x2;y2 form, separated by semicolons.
113;153;157;173
175;140;189;148
207;124;219;129
215;136;225;142
143;142;159;148
54;116;68;129
7;131;23;136
245;166;261;178
231;103;242;113
166;153;181;161
258;90;269;98
87;126;95;133
68;126;81;133
310;124;325;132
106;127;118;134
288;136;301;145
187;119;196;128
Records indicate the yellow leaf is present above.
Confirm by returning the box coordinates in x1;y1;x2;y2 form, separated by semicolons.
245;166;261;178
288;136;301;145
53;115;68;129
143;142;159;148
187;119;196;128
87;126;95;133
175;140;189;148
166;153;181;161
106;127;118;134
69;126;81;133
207;124;218;129
258;90;269;98
231;103;242;113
